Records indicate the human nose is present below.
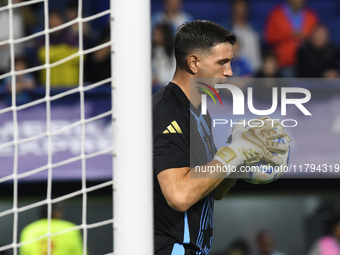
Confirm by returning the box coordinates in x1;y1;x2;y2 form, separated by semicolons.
223;64;233;77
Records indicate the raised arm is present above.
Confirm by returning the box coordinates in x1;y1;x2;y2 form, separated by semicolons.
158;118;289;211
157;159;227;212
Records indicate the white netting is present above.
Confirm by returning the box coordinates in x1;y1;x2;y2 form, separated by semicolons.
0;0;114;254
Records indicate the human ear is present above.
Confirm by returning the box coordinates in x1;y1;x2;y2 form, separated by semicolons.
187;54;199;74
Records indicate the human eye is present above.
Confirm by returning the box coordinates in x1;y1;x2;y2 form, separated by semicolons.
219;59;230;65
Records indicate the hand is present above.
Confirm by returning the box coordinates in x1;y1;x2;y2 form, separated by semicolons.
240;117;289;165
214;117;290;172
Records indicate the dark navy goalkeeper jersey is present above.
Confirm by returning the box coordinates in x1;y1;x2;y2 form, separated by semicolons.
153;82;217;255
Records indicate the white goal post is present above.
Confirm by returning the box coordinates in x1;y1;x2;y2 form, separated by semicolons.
0;0;153;254
112;0;153;254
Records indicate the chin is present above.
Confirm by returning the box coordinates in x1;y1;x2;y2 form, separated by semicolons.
215;77;228;84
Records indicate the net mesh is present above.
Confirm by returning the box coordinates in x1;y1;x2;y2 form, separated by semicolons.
0;0;114;254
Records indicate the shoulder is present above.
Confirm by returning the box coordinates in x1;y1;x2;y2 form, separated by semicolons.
153;83;190;132
304;8;318;20
269;5;285;17
266;5;286;29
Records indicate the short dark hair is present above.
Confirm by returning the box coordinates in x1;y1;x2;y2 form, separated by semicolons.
174;20;236;68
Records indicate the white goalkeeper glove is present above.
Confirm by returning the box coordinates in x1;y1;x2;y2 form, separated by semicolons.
214;117;290;176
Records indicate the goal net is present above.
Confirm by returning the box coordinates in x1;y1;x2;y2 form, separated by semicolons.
0;0;152;254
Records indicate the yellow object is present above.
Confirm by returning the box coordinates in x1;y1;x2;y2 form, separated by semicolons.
163;120;182;134
38;44;80;87
20;219;83;255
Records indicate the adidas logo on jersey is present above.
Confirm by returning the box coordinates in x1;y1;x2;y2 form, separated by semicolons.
163;121;182;134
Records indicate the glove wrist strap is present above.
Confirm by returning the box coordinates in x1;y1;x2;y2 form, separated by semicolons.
214;146;244;177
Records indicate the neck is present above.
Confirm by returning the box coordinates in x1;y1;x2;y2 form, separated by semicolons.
172;69;201;109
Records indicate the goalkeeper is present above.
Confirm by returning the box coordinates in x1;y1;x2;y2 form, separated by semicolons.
153;20;289;255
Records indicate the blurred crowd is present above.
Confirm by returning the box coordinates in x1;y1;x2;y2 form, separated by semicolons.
0;0;339;104
151;0;340;88
212;229;286;255
210;211;340;255
0;0;110;105
0;1;339;255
